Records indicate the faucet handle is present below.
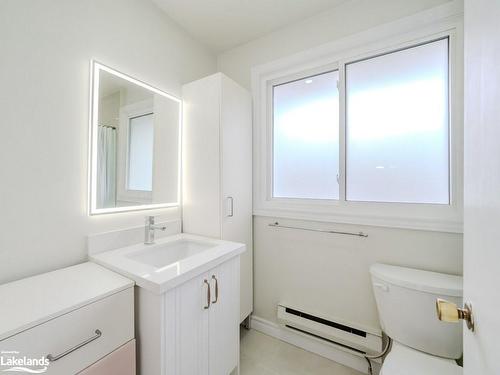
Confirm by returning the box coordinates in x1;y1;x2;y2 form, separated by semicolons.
146;216;166;231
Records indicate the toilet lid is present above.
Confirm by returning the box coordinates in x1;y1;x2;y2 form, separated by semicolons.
380;342;462;375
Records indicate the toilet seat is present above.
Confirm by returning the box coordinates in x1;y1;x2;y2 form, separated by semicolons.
380;342;462;375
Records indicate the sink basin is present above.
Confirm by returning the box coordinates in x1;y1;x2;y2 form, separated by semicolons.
90;233;245;293
126;239;213;268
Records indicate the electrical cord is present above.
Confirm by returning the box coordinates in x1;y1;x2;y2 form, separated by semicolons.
364;335;392;375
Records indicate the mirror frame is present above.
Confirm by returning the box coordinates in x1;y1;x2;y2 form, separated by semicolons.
88;61;182;215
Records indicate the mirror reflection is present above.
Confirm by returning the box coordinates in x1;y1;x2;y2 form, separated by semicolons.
90;62;181;214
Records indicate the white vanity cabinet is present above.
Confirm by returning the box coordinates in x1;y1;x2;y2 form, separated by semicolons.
0;263;135;375
182;73;253;323
136;256;240;375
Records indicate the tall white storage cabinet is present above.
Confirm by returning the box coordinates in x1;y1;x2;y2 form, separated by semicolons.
183;73;253;323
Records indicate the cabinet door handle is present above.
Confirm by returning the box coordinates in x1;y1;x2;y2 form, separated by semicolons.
211;275;219;304
203;279;211;309
47;329;102;362
226;196;234;217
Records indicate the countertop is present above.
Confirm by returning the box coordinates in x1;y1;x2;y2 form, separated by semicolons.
90;233;245;294
0;262;134;341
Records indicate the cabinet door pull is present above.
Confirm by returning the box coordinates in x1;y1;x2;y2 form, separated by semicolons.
47;329;102;362
203;279;211;309
226;196;234;217
211;275;219;304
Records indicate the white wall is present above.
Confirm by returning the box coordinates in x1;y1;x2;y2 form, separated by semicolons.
254;216;462;330
218;0;463;331
218;0;455;89
0;0;216;284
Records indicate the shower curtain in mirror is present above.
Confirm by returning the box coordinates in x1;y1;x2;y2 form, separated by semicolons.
97;126;117;208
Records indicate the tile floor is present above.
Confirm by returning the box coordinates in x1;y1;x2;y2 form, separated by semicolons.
240;328;364;375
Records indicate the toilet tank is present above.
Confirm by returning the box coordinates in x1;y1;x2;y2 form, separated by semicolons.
370;264;462;359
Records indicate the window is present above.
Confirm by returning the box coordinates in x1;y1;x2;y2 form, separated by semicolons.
255;19;462;231
127;113;154;191
345;39;449;204
273;70;340;199
271;38;450;204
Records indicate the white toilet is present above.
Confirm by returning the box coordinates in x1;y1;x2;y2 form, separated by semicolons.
370;264;463;375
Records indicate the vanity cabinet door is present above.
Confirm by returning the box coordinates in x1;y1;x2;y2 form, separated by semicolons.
208;257;240;375
164;272;210;375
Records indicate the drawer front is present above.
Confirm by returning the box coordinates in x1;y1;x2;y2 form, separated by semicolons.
0;288;134;375
78;339;135;375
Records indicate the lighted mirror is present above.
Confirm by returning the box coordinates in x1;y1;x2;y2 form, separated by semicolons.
89;62;181;214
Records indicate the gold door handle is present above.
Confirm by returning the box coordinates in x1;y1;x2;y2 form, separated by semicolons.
436;298;474;331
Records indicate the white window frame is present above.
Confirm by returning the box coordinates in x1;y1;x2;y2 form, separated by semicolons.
252;6;463;232
116;99;154;205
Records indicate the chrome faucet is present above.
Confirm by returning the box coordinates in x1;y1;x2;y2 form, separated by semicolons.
144;216;166;244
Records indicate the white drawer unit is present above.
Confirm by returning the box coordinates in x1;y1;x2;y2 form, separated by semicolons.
0;262;135;375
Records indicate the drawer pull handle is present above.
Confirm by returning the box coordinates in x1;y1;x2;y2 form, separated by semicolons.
47;329;102;362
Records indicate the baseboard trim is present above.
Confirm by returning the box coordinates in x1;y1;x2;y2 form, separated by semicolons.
250;315;372;374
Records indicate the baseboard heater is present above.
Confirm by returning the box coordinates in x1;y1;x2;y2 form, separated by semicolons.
277;304;382;356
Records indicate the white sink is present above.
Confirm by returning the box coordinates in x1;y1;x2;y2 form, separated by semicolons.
126;239;214;268
90;233;245;293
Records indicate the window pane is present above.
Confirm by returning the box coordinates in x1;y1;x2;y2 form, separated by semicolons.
346;39;449;204
128;113;154;191
273;71;339;199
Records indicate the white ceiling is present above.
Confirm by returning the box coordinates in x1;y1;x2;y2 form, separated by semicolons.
151;0;347;52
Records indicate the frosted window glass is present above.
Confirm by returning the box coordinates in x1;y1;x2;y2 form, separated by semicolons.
128;113;154;191
346;39;449;204
273;71;339;199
